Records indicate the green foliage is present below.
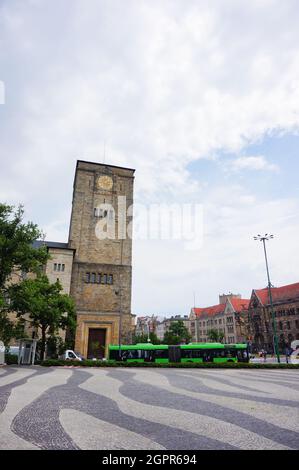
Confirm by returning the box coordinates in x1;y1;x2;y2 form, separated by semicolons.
0;204;49;345
4;353;18;364
133;332;161;345
40;359;299;369
0;204;48;288
9;275;76;360
0;298;26;346
207;329;224;343
163;320;191;345
45;335;66;358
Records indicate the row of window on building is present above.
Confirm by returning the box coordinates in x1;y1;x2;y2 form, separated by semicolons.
85;272;113;285
197;316;238;327
274;308;299;317
278;319;299;330
54;263;65;272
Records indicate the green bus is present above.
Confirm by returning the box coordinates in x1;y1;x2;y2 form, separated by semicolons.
108;342;249;364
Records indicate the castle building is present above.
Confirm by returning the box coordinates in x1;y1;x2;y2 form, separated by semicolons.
29;160;135;359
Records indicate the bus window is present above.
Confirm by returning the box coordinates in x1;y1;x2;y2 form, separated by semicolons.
181;349;192;359
144;351;155;362
237;349;248;362
154;349;168;359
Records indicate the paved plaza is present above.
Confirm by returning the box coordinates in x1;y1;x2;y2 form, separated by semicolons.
0;366;298;450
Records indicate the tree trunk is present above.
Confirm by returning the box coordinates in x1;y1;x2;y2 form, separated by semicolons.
40;326;46;361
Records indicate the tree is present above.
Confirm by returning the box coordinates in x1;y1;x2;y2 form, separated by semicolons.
207;329;224;343
133;332;161;345
0;204;49;344
163;320;191;345
9;275;76;360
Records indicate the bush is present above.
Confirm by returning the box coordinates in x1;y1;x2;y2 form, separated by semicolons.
40;359;299;369
4;353;18;365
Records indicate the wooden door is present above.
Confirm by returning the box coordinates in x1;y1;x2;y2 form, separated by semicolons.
87;328;106;359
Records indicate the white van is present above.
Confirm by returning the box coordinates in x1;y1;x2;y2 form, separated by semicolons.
59;350;82;361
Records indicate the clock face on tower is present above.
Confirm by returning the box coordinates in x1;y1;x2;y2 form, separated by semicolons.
97;175;113;190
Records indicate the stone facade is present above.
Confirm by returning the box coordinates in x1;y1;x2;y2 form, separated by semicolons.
135;315;158;338
8;243;75;343
246;282;299;353
156;315;190;342
8;161;135;358
44;246;74;295
189;294;249;344
68;160;135;358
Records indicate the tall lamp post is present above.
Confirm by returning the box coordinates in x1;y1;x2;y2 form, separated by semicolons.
117;286;122;360
254;234;280;363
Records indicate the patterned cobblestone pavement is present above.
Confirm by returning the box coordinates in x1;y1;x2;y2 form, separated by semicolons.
0;366;298;450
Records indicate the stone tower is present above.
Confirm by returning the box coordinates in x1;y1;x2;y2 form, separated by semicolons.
68;160;135;359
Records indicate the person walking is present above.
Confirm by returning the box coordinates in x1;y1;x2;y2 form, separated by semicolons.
285;345;291;364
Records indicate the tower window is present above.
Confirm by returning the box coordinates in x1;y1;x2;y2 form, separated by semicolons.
86;272;90;283
54;263;57;271
91;273;96;283
97;273;101;284
61;264;65;272
107;274;113;285
102;274;107;284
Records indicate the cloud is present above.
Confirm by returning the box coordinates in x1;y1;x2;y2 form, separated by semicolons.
0;0;299;313
230;156;279;172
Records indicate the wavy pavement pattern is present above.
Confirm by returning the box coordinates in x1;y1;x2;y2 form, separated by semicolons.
11;368;232;450
80;369;295;450
107;369;299;448
0;367;298;450
0;368;72;449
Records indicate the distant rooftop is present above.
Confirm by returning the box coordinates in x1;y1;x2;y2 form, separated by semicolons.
32;240;73;250
254;282;299;305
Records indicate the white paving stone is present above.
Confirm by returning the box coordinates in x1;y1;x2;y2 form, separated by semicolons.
60;408;166;450
0;368;35;387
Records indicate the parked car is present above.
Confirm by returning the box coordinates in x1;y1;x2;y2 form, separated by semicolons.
59;350;82;361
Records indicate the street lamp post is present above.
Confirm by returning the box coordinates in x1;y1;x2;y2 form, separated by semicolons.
254;234;280;363
118;286;122;360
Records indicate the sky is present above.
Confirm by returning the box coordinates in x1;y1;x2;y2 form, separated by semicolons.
0;0;299;316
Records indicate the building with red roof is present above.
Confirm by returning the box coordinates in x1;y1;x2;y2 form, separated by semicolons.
247;282;299;352
189;293;250;343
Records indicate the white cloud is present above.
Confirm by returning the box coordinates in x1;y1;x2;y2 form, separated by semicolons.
1;0;299;314
230;156;279;172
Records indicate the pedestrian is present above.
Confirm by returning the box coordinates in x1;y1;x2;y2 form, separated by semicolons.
263;349;267;362
285;346;291;364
